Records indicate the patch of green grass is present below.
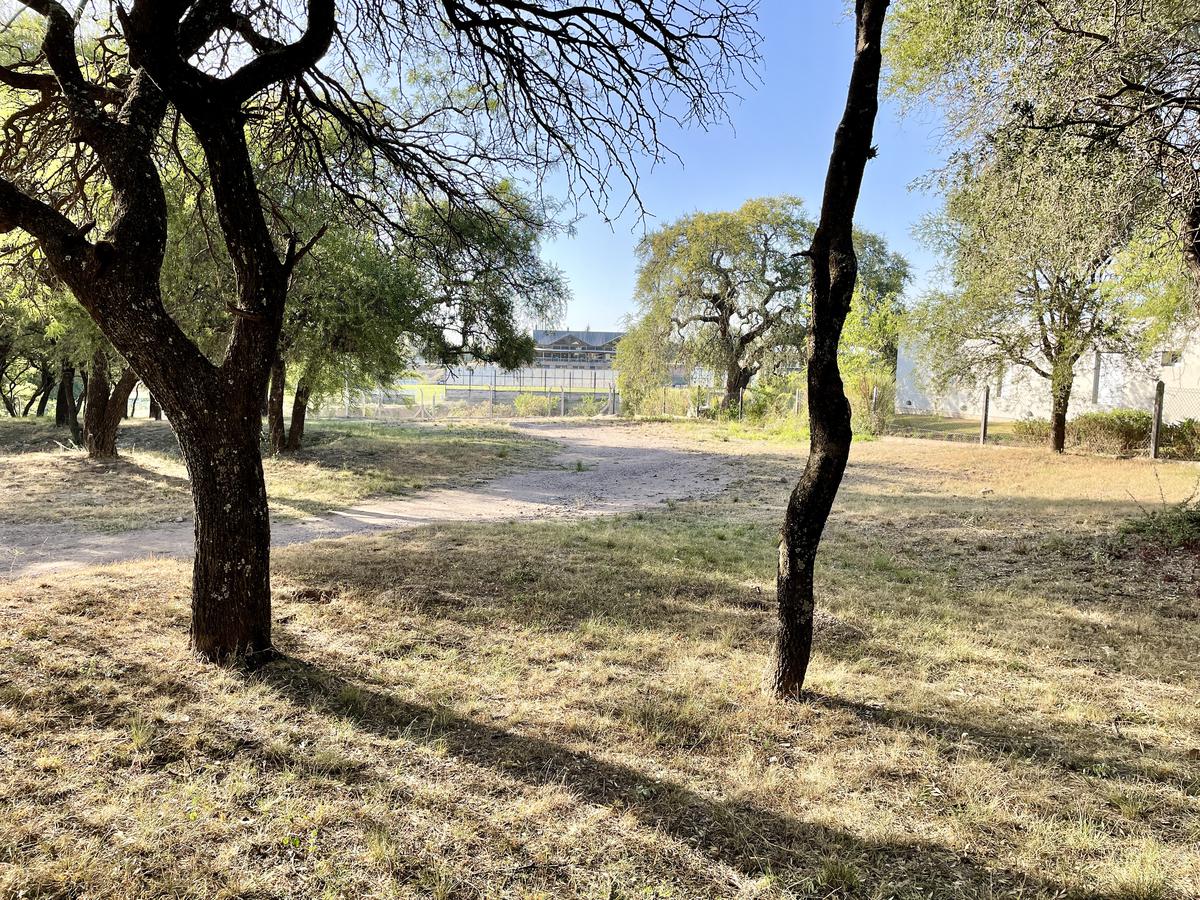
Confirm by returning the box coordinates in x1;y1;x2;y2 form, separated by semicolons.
1122;496;1200;550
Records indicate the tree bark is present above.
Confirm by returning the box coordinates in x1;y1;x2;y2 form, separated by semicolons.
35;373;53;416
174;413;273;661
1049;379;1072;453
285;378;311;451
267;355;286;454
149;395;162;420
772;0;889;700
1184;200;1200;285
82;349;139;460
23;368;54;416
722;364;753;411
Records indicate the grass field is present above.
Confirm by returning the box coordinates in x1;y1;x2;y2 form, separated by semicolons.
886;414;1021;441
1;431;1197;898
0;418;551;531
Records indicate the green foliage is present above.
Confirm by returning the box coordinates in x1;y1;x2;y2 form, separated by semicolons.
626;196;815;401
909;135;1167;425
572;395;606;417
847;368;896;436
1012;409;1156;455
739;373;804;424
887;0;1200;303
1123;497;1200;550
513;393;555;417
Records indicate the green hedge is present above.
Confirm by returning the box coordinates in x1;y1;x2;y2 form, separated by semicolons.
1007;409;1200;458
1011;409;1152;455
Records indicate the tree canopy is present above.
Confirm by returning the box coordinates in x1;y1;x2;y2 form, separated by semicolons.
887;0;1200;288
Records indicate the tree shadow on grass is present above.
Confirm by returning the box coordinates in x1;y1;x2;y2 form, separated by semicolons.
253;640;1106;899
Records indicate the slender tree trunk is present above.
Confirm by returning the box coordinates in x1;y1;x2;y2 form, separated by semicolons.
772;0;889;700
267;356;286;454
83;349;139;460
23;369;54;416
1049;380;1072;453
35;374;53;416
55;364;74;427
149;395;162;420
285;378;311;451
1;392;16;417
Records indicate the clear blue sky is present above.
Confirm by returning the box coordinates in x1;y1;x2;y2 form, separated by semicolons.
540;0;946;331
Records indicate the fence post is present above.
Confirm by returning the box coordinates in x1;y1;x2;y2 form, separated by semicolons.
1151;380;1165;459
979;384;990;446
739;387;745;420
560;386;566;417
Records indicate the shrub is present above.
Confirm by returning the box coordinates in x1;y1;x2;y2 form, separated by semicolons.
1012;416;1051;444
1122;495;1200;549
513;393;554;417
572;395;606;417
1011;409;1152;455
1163;418;1200;460
1069;409;1152;455
847;369;895;436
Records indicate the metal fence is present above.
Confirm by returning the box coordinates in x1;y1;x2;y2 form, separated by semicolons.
318;365;621;421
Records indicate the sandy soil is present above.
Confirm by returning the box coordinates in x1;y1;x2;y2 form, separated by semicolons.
0;421;742;580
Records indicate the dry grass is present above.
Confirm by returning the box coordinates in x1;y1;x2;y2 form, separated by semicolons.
1;432;1198;898
0;418;551;531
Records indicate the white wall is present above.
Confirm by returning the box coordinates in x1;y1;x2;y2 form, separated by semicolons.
895;340;1173;422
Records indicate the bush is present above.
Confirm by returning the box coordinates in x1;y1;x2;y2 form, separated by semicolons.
513;393;555;417
1163;418;1200;460
1012;416;1051;444
572;395;606;417
1069;409;1152;455
1123;496;1200;549
847;369;895;436
1011;408;1152;454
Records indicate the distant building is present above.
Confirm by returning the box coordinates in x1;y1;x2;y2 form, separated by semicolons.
532;329;624;369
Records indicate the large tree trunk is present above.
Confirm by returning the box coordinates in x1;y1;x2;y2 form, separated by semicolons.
82;350;139;460
174;413;273;661
267;355;286;455
149;395;162;420
722;364;753;411
285;378;311;451
772;0;889;700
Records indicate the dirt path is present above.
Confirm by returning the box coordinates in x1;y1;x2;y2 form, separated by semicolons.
0;421;740;580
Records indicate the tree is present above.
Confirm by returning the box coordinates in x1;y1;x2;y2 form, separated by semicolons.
0;1;757;662
771;0;889;700
887;0;1200;290
631;196;814;409
910;140;1170;452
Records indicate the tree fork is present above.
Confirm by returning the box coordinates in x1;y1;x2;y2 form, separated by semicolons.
771;0;889;700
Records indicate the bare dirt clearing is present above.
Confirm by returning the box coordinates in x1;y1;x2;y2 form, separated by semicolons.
0;421;741;578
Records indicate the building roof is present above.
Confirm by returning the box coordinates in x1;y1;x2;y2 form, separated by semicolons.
533;329;624;349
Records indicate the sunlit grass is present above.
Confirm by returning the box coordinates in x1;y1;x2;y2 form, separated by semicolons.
0;417;553;531
1;432;1197;897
